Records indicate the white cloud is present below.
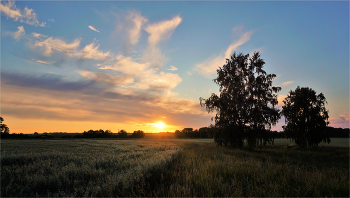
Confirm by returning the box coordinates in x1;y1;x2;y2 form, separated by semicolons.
12;26;25;40
0;1;21;20
98;54;182;94
88;25;100;33
75;41;111;60
135;70;182;91
167;66;178;71
99;55;150;75
194;28;254;77
32;32;47;39
33;36;81;57
126;11;147;45
0;1;45;27
145;15;182;46
141;47;167;68
140;16;182;68
48;19;54;22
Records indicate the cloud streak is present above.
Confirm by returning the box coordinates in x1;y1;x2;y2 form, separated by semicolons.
88;25;100;33
194;27;254;77
145;15;182;47
0;1;45;27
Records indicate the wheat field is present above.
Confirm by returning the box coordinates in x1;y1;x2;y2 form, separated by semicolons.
1;139;179;197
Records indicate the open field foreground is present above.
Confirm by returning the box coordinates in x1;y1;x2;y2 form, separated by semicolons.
1;139;179;197
1;139;349;197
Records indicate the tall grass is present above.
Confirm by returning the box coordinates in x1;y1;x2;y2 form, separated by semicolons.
151;142;349;197
1;139;179;197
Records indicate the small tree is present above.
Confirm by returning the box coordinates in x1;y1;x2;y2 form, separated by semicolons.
200;52;281;148
118;129;128;138
132;130;145;138
0;117;10;134
282;86;330;147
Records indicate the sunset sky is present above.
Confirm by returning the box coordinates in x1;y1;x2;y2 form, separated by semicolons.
1;1;349;134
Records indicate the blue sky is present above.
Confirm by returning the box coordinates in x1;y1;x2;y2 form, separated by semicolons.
1;1;349;133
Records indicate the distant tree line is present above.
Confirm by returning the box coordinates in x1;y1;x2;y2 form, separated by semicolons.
174;127;217;138
79;129;145;138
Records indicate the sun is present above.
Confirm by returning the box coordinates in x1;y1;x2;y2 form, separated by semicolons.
155;122;165;129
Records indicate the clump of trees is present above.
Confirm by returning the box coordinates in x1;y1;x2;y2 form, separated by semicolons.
174;127;215;138
282;86;330;147
82;129;145;138
83;129;113;138
200;51;333;149
200;52;281;149
131;130;145;138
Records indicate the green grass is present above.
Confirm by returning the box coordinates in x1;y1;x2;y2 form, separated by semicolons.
151;141;349;197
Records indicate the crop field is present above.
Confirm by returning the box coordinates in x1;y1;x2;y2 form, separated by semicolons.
1;139;179;197
1;138;348;197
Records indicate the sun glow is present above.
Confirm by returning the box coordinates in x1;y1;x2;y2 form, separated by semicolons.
155;122;165;129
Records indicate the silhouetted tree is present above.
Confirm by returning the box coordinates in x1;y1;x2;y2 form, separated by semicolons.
132;130;145;138
118;129;128;138
0;117;10;136
282;86;330;147
200;52;281;148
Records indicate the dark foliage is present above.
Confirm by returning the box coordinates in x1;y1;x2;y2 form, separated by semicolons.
282;86;330;147
118;129;128;138
83;129;114;138
132;130;145;138
174;127;215;138
200;52;281;148
0;117;10;137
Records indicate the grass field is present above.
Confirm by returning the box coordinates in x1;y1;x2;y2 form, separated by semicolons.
1;139;179;197
1;138;349;197
152;141;349;197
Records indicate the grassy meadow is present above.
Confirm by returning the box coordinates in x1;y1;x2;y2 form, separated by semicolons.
1;139;179;197
1;138;349;197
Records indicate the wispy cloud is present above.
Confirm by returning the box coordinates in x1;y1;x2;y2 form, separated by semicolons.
280;81;295;87
98;54;182;94
0;1;46;27
6;26;25;40
31;59;56;65
167;65;178;71
194;27;254;77
145;15;182;47
99;55;150;75
75;41;111;60
30;34;110;61
32;35;81;57
88;25;100;33
142;15;182;68
32;32;47;39
126;11;147;45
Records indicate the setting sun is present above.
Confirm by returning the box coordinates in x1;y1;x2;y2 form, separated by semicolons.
155;122;165;129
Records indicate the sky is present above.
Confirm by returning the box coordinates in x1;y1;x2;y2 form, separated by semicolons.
1;1;349;134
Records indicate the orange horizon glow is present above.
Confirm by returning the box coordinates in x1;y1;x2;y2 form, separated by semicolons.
3;116;182;134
